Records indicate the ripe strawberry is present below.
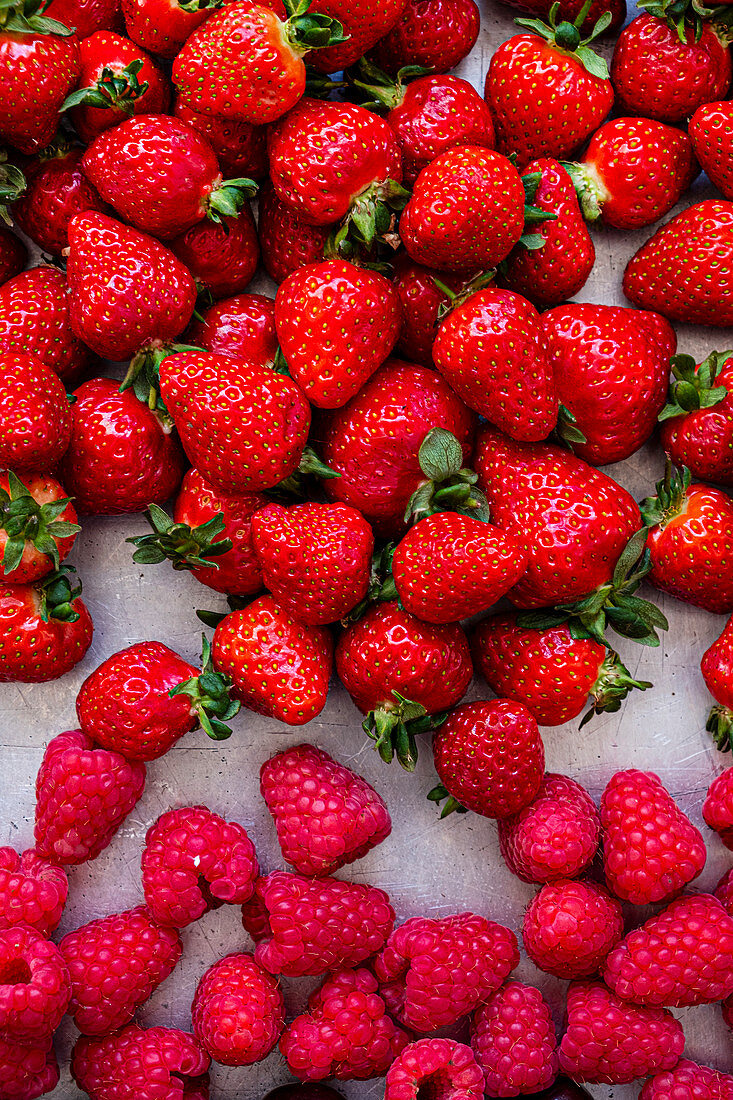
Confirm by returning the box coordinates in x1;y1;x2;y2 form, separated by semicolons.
212;595;334;724
391;258;458;366
0;351;72;473
123;0;223;59
485;5;614;170
611;12;731;123
12;144;107;254
472;615;651;727
0;568;93;682
400;147;525;272
173;0;346;124
169;209;259;298
186;292;276;364
0;225;25;285
431;699;544;818
0;471;79;583
433;287;558;440
659;350;733;484
701;614;733;750
43;0;119;38
0;264;91;383
158;349;311;493
257;181;331;283
66;211;197;361
275;259;402;408
703;767;733;849
499;0;625;33
624;200;733;326
308;0;407;72
174;100;268;180
690;99;733;199
369;0;479;74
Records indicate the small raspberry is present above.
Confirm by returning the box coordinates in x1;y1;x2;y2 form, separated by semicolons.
470;980;559;1096
522;880;624;980
558;981;684;1084
498;774;600;884
192;952;284;1066
0;925;70;1046
0;848;67;936
703;767;733;850
600;769;706;905
34;729;146;866
280;967;409;1082
71;1024;210;1100
374;912;519;1032
0;1035;59;1100
640;1059;733;1100
716;868;733;914
385;1038;485;1100
241;870;394;976
59;905;182;1035
603;893;733;1007
141;804;258;927
260;743;391;876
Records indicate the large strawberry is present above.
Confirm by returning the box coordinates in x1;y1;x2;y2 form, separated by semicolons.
0;568;93;682
689;100;733;200
623;200;733;326
257;182;331;284
0;265;91;383
169;210;260;300
309;0;406;72
43;0;118;38
186;293;277;364
659;350;733;484
0;472;79;583
369;0;479;74
0;352;72;473
123;0;224;59
174;101;268;181
12;143;107;255
702;615;733;751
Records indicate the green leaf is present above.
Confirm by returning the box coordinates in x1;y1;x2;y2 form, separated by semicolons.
418;428;463;481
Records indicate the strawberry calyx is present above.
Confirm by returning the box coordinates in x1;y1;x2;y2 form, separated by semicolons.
518;169;560;249
0;0;73;35
340;543;398;625
169;633;241;741
553;404;588;448
122;342;201;428
515;0;612;79
126;502;233;573
639;460;690;529
332;177;410;256
304;69;348;98
347;57;433;111
273;443;341;498
558;161;605;222
0;472;80;576
177;0;224;12
658;351;732;422
61;59;150;114
0;151;25;226
580;648;652;728
707;703;733;752
427;784;469;818
363;690;447;770
405;427;490;524
206;177;258;223
36;565;83;624
283;0;349;53
638;0;733;42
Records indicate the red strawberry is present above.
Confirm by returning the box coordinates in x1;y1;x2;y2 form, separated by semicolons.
275;259;402;408
0;568;93;682
169;210;259;299
499;0;625;33
472;614;651;727
174;100;268;180
0;264;91;383
485;6;614;170
702;614;733;750
158;349;311;493
0;351;72;473
659;350;733;484
123;0;223;59
12;144;107;254
369;0;479;75
433;287;558;441
43;0;120;38
391;258;458;366
186;292;276;364
212;595;334;724
0;225;26;285
689;99;733;199
66;211;197;360
0;472;79;584
257;181;331;284
308;0;407;72
703;768;733;848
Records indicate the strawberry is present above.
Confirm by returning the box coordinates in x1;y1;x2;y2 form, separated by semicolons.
275;259;402;408
158;349;311;493
472;614;651;727
623;200;733;326
541;303;674;465
212;594;334;724
174;101;268;180
173;0;347;125
42;0;119;38
391;258;458;366
0;265;91;384
66;211;197;361
702;614;733;751
0;567;93;682
485;5;614;170
123;0;224;59
689;100;733;200
433;287;558;441
308;0;407;72
252;501;374;624
565;117;698;230
12;143;106;255
368;0;479;75
169;210;259;299
498;0;625;34
0;225;26;285
0;351;72;473
659;350;733;484
0;472;79;584
186;292;277;364
257;181;331;284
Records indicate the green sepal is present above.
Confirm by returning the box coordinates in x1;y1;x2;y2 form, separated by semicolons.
0;151;25;225
120;342;202;426
177;0;225;12
283;0;348;51
332;177;410;257
515;0;611;78
61;59;149;113
36;565;83;624
637;0;733;41
169;634;240;741
127;502;233;572
639;460;691;528
346;56;431;112
427;783;470;818
303;68;348;97
273;444;340;499
658;350;732;423
554;403;588;447
404;427;490;524
0;471;81;575
434;270;495;321
207;178;258;223
559;160;603;222
0;0;73;34
707;704;733;752
579;648;652;727
362;690;447;771
341;542;398;625
196;594;252;629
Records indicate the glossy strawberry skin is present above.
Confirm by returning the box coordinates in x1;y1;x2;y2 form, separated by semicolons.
0;226;26;285
498;0;625;33
702;615;733;711
391;258;457;366
661;354;733;485
174;100;268;179
0;472;78;584
0;582;93;683
308;0;407;72
0;32;80;155
0;265;91;384
689;100;733;200
0;352;72;473
186;293;277;365
123;0;215;59
369;0;479;74
169;209;259;299
257;182;331;284
43;0;120;38
12;147;107;255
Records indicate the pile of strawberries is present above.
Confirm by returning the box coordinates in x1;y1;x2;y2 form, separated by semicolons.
2;0;733;1091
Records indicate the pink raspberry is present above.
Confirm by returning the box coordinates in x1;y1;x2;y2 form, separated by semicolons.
72;1024;211;1100
603;893;733;1007
0;925;70;1046
522;880;624;979
0;1035;59;1100
34;729;146;866
280;967;408;1082
260;743;391;876
558;981;684;1084
59;905;182;1035
241;870;394;976
385;1038;485;1100
498;774;600;884
703;767;733;850
141;804;258;927
716;868;733;914
600;769;706;905
640;1059;733;1100
374;912;519;1032
0;848;67;936
470;980;559;1096
192;952;284;1066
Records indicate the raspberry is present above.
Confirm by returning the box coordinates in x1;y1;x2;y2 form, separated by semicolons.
141;804;258;927
0;1035;59;1100
374;913;519;1032
280;967;408;1082
0;925;70;1046
59;905;182;1035
603;893;733;1007
716;868;733;914
241;870;394;976
260;743;391;876
72;1024;211;1100
192;952;284;1066
640;1059;733;1100
34;729;146;865
600;769;706;905
558;981;684;1084
522;880;624;980
470;980;559;1096
384;1038;485;1100
498;774;600;884
703;767;733;850
0;848;67;936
